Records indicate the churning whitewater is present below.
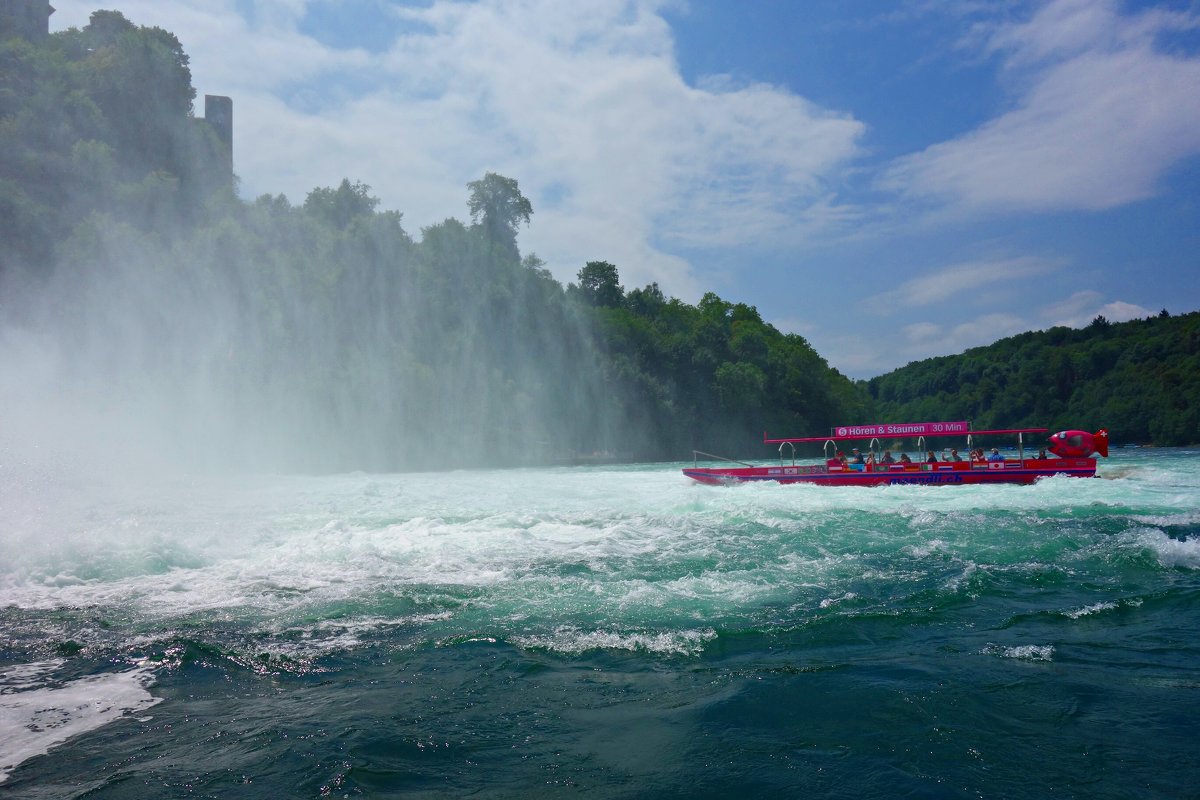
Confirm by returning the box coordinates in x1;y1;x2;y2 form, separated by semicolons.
2;450;1198;797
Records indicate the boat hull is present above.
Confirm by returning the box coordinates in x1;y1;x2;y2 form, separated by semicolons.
683;458;1097;486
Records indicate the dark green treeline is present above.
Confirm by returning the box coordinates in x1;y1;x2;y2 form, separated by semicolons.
1;11;861;471
866;312;1200;446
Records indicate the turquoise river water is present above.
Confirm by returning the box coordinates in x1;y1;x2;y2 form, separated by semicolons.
1;449;1198;798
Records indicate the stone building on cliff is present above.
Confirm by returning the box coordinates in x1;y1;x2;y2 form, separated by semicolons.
0;1;54;41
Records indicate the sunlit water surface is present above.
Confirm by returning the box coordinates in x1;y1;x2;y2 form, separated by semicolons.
2;450;1198;797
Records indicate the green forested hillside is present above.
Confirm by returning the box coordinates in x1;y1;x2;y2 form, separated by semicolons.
866;313;1200;446
1;11;861;470
569;263;866;458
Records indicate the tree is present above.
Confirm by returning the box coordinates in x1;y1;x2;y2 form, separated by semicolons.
715;361;766;411
80;12;196;176
626;282;665;316
84;10;137;44
466;172;532;259
577;260;623;307
304;179;379;229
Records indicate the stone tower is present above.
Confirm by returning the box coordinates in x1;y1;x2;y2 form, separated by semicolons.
201;94;233;181
0;1;54;41
204;95;233;150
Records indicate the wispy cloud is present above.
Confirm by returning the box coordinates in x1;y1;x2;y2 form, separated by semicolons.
882;0;1200;213
865;256;1060;311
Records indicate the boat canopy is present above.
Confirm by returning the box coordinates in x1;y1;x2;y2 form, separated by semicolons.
764;422;1049;445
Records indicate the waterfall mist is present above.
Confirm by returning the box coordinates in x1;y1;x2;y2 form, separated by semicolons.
1;183;637;476
2;10;859;483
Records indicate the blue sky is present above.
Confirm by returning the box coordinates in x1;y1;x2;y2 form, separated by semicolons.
51;0;1200;377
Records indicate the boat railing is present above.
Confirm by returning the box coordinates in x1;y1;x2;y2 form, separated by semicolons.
692;450;755;469
778;441;797;466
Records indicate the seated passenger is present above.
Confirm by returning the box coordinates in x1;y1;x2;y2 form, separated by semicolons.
899;453;912;464
949;448;963;462
849;448;865;465
881;450;896;464
1038;449;1048;459
987;448;1005;462
926;450;938;463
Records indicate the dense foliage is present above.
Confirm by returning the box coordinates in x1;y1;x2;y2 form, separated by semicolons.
569;267;865;457
1;11;862;471
0;11;226;275
866;312;1200;446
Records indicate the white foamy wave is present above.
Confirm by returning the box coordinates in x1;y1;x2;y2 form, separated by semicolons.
221;612;459;663
0;660;66;691
819;592;858;609
905;539;948;558
1126;530;1200;569
300;611;453;642
652;573;778;605
1063;601;1118;619
510;626;717;656
943;561;978;593
984;644;1055;661
1129;510;1200;529
0;661;160;784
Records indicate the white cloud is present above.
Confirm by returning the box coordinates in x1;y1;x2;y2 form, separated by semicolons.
896;313;1027;360
882;0;1200;213
902;322;942;343
1039;289;1103;324
1096;300;1154;322
946;313;1028;343
1040;290;1152;328
865;256;1059;311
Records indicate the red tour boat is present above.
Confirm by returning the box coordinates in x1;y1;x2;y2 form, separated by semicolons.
683;421;1108;487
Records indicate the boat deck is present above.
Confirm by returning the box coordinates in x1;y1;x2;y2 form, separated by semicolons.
684;457;1097;486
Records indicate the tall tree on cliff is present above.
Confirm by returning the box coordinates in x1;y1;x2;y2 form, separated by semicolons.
466;172;533;264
